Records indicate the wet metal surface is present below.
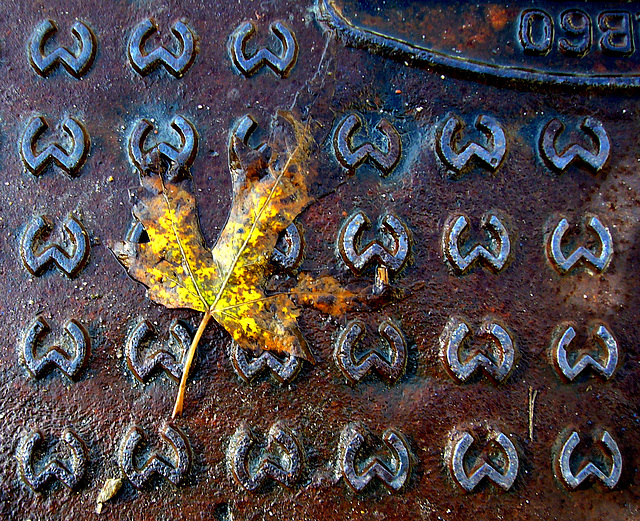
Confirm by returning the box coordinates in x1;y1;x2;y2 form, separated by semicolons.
317;0;640;88
2;1;640;520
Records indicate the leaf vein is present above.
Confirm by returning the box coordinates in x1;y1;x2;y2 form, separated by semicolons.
159;181;210;310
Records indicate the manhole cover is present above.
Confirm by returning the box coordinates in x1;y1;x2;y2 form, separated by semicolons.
2;1;639;520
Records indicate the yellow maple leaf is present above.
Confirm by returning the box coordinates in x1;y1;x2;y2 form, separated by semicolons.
113;112;325;418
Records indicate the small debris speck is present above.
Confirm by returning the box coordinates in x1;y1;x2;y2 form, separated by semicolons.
96;478;122;514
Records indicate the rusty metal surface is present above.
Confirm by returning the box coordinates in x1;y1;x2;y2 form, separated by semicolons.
1;1;640;520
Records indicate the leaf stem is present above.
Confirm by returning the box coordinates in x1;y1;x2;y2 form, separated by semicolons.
172;310;211;419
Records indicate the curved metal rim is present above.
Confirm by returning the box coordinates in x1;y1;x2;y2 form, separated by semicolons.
317;0;640;89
